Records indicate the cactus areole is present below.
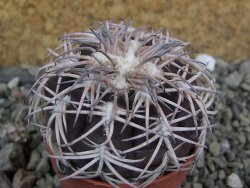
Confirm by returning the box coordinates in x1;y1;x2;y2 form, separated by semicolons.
29;21;218;187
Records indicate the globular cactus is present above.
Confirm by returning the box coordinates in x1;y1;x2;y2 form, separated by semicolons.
28;21;218;187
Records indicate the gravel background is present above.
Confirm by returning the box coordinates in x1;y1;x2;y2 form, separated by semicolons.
0;59;249;188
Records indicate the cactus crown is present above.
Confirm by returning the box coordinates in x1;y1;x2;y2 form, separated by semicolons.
28;21;217;187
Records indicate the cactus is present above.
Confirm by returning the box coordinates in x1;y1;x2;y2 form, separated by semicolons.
28;21;218;187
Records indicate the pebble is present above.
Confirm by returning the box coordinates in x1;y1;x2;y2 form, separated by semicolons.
27;150;41;170
226;150;235;161
0;171;11;188
223;108;233;121
52;175;60;188
242;158;250;169
7;77;20;89
35;174;55;188
193;182;203;188
0;83;7;95
0;67;33;84
208;172;218;180
12;169;36;188
35;178;52;188
0;143;26;172
225;72;243;89
243;73;250;84
203;179;214;188
241;83;250;91
218;170;226;180
0;98;11;108
29;133;43;149
238;134;246;144
209;141;221;156
239;60;250;75
228;162;244;169
183;182;191;188
207;158;216;172
10;88;23;99
196;153;204;168
36;158;50;173
216;59;229;69
211;157;226;168
226;173;243;188
240;114;250;126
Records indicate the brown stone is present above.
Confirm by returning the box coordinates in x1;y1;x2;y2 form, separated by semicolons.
0;171;11;188
12;169;36;188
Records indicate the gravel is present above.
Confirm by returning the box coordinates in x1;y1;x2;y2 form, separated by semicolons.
12;169;36;188
0;60;249;187
0;171;11;188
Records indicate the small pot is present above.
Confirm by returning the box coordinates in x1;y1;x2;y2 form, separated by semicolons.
48;145;193;188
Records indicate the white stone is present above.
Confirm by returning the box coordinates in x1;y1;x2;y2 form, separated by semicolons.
195;53;216;71
7;77;20;89
226;173;243;188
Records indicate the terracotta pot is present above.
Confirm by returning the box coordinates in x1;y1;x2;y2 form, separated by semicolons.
48;145;193;188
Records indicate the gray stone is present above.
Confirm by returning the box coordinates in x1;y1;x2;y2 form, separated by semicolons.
215;180;225;188
238;134;246;144
204;179;214;188
228;162;244;169
207;171;218;181
27;66;39;76
218;170;226;180
183;182;191;188
29;133;43;149
27;150;41;170
241;83;250;91
0;171;11;188
35;174;54;188
7;77;20;89
0;123;27;143
0;99;11;108
52;175;60;188
225;72;243;89
209;141;221;156
36;142;46;154
0;67;33;84
12;169;36;188
226;173;243;188
204;167;209;177
243;73;250;84
196;153;204;168
239;61;250;75
216;59;229;69
35;178;51;188
224;108;233;120
243;158;250;169
207;158;216;172
0;143;26;172
193;183;203;188
0;83;7;95
240;114;250;126
212;157;227;168
231;104;241;119
36;158;50;173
